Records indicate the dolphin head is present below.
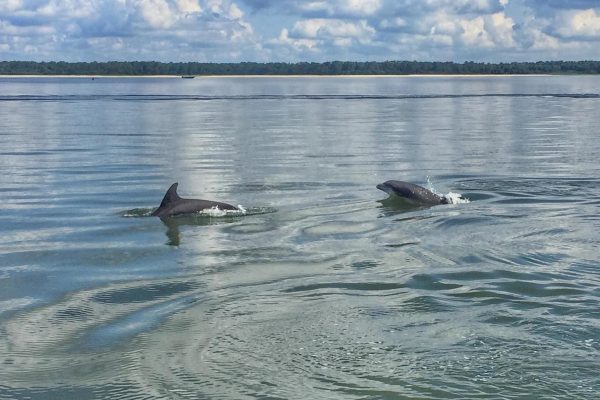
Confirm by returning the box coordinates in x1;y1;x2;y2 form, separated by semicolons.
376;182;394;195
377;180;414;198
377;180;445;205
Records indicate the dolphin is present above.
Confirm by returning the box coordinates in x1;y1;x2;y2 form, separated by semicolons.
376;180;449;206
151;182;238;218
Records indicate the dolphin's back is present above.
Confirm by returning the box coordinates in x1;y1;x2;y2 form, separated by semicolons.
380;180;446;205
151;182;237;217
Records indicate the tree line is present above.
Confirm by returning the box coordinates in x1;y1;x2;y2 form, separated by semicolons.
1;60;600;75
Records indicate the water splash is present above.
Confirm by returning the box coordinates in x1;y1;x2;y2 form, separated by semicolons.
426;176;437;193
198;205;247;217
444;192;470;204
427;176;470;204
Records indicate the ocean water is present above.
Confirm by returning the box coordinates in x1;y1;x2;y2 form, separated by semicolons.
0;75;599;399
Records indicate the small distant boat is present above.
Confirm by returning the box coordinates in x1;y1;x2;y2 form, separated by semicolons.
181;75;195;79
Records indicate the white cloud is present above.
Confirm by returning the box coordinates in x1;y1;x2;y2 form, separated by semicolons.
420;10;514;49
0;20;55;36
459;16;494;47
275;28;320;51
228;3;243;19
342;0;381;15
138;0;176;28
287;18;376;50
0;0;23;12
297;0;381;17
555;8;600;39
486;12;515;46
300;1;329;13
530;29;561;50
0;0;261;61
1;0;600;62
177;0;202;13
379;17;408;30
270;17;377;57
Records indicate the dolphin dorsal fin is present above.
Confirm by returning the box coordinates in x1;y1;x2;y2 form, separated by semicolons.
159;182;181;207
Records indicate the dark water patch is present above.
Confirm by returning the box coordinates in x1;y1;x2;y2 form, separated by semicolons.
460;177;600;200
48;162;159;174
570;261;600;278
0;246;173;272
481;313;524;326
492;280;588;298
391;214;434;222
53;305;94;321
0;148;93;156
401;295;454;313
479;251;568;268
237;181;356;193
0;381;169;400
437;268;496;281
305;153;358;158
449;289;522;302
82;295;200;348
384;242;420;248
91;281;201;304
437;268;570;283
283;281;406;294
435;215;494;229
0;150;55;156
579;212;600;222
377;197;434;213
460;192;495;201
0;384;101;400
493;251;568;268
515;227;571;238
350;260;380;270
496;191;536;198
514;251;567;266
493;197;581;205
205;246;318;266
222;221;278;234
301;220;380;239
404;274;462;291
283;275;462;295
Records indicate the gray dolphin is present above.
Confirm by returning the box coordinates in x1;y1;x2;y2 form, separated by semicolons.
376;180;449;205
151;182;238;218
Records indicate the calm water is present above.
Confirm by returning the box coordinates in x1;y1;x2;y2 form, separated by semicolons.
1;76;599;399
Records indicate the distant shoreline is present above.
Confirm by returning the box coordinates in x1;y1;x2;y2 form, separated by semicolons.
2;60;599;76
0;74;556;79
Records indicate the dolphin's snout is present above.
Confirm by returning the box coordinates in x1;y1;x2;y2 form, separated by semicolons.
376;183;391;194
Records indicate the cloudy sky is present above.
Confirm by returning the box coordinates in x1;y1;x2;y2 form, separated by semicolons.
1;0;600;62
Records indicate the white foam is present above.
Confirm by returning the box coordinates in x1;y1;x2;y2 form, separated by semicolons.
198;205;247;217
444;192;470;204
427;176;469;204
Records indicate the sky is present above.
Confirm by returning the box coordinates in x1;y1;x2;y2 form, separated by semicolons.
1;0;600;62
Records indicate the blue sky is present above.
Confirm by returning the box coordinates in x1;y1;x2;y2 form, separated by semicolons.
1;0;600;62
